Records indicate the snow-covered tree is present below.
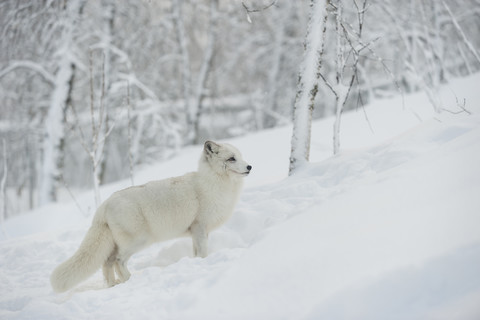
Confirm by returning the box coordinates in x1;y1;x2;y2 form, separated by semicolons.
320;0;369;155
38;0;87;205
289;0;328;174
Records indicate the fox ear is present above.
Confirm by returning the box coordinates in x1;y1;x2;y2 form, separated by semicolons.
204;141;220;155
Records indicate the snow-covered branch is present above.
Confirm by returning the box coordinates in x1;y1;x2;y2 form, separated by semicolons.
0;60;55;85
442;1;480;65
118;73;160;102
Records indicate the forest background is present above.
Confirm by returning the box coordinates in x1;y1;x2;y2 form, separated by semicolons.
1;0;479;217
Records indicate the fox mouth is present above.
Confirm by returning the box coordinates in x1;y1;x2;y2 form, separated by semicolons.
229;169;250;176
228;165;251;176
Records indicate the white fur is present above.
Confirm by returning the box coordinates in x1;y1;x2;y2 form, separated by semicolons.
50;141;251;292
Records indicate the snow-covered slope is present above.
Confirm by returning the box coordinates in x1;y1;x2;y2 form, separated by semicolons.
1;74;480;319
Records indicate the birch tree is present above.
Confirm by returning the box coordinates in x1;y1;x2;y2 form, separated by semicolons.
97;0;116;184
39;0;87;205
321;0;368;155
289;0;328;174
69;52;113;208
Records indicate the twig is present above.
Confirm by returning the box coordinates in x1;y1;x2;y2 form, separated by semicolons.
442;97;471;115
242;0;277;13
242;0;277;23
66;103;90;155
89;50;96;142
98;52;106;141
1;139;8;237
61;174;87;217
318;72;338;99
126;81;135;186
354;68;375;134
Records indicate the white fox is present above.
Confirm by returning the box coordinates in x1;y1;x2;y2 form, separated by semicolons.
50;141;251;292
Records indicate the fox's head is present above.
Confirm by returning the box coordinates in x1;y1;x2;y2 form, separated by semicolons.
201;141;252;178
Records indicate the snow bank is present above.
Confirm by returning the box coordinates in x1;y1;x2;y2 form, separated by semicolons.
190;114;480;320
1;74;480;319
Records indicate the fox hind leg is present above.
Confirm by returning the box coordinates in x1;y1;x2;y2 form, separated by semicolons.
103;246;118;287
102;250;131;285
114;248;135;283
114;258;131;283
113;234;150;283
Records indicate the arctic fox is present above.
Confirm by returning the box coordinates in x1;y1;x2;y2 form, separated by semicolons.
50;141;251;293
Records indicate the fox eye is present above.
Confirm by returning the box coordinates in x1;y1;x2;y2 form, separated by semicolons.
227;157;236;162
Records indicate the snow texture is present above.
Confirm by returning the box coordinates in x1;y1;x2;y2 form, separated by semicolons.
1;73;480;319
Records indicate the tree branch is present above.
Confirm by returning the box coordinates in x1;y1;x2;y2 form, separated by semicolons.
0;60;55;85
242;0;277;23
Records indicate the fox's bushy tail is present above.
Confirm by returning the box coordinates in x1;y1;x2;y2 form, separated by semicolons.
50;221;115;293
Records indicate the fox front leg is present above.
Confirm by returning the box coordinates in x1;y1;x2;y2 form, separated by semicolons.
190;222;208;258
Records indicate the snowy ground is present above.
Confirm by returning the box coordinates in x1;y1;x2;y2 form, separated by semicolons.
1;73;480;319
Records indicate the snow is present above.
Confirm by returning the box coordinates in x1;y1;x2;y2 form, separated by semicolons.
1;73;480;319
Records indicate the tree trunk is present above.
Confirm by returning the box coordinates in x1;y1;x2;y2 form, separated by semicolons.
39;55;74;205
38;0;86;205
98;0;116;185
289;0;328;175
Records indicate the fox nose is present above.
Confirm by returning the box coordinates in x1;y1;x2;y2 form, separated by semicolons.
247;165;252;171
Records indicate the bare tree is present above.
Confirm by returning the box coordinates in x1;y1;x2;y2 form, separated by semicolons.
97;0;116;185
320;0;369;154
69;52;113;208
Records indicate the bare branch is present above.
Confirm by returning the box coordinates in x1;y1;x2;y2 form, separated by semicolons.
242;0;277;23
66;100;89;154
442;96;471;115
98;52;106;140
318;71;338;98
117;73;160;102
242;0;277;13
60;174;87;217
126;81;134;186
89;51;97;143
